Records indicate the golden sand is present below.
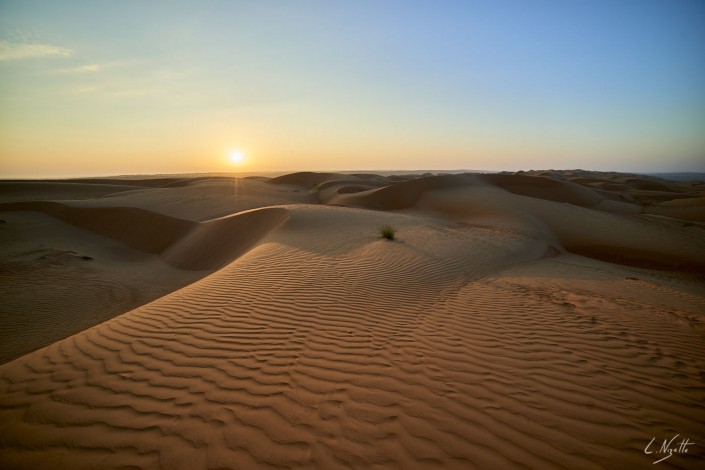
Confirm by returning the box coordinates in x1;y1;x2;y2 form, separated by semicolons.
1;170;703;468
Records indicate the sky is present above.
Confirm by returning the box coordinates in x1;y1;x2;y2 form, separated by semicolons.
0;0;704;177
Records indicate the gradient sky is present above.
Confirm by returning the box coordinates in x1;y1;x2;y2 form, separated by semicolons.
1;0;704;177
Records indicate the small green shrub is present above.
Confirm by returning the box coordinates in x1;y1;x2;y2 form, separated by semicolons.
379;225;396;240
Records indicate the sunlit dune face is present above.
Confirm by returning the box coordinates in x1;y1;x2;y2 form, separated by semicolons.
228;149;245;165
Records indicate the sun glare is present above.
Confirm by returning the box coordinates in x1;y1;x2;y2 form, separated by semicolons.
228;149;245;165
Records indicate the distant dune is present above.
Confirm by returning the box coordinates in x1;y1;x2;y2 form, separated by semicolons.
1;170;703;469
643;172;705;182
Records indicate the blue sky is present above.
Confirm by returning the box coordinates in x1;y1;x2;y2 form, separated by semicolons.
1;0;704;176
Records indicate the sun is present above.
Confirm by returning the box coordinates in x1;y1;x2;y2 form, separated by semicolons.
228;149;245;164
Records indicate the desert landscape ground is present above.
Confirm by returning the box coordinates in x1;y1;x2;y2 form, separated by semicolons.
0;169;703;469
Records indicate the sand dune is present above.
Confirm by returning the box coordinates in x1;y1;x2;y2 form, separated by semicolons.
644;197;705;223
330;172;622;211
328;174;482;209
268;171;356;188
330;173;705;270
72;177;315;222
161;207;290;271
0;209;204;364
481;173;604;207
0;181;141;202
624;178;674;192
0;202;291;271
1;171;703;469
60;177;188;187
1;201;193;254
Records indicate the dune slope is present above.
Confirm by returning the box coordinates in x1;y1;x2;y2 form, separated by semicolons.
1;172;704;469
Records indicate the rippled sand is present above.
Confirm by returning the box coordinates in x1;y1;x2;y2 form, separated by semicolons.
1;170;703;469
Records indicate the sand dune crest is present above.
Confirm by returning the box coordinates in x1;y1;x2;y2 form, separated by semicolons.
0;201;291;271
268;172;355;188
162;207;290;270
0;201;192;254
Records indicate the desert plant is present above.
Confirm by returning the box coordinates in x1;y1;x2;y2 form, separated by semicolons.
379;225;396;240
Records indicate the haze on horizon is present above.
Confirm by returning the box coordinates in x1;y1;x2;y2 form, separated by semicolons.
1;0;704;178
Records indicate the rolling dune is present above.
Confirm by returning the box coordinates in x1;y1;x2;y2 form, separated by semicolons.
0;210;204;364
1;171;703;469
268;172;356;189
161;207;290;271
1;201;193;254
481;173;604;207
0;181;142;202
0;202;290;271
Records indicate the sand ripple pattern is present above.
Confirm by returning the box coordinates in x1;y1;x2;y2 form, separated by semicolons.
0;261;137;364
1;207;703;469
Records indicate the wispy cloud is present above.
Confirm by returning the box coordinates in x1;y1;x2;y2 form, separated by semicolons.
70;63;103;72
46;59;144;76
0;41;73;61
48;63;106;74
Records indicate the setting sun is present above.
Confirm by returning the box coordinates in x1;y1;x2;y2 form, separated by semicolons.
228;149;245;165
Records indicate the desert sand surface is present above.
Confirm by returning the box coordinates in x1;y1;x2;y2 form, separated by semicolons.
0;169;704;469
